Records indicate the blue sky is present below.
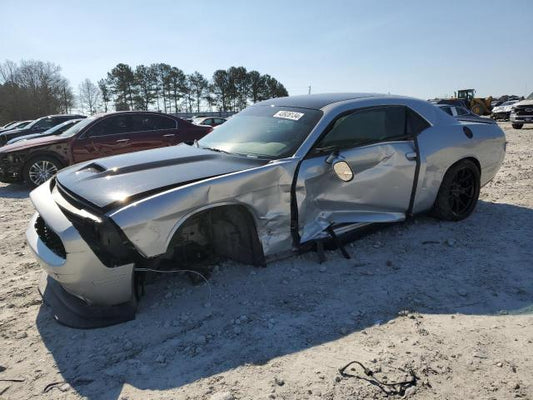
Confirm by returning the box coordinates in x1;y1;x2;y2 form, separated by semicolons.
1;0;532;99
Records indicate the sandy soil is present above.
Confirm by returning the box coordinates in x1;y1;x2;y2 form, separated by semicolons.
0;122;531;400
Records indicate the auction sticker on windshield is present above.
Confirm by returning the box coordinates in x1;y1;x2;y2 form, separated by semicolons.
273;110;304;121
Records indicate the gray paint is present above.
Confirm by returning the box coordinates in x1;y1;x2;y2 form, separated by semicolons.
26;93;506;307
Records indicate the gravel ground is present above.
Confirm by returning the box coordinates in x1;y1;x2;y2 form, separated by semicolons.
0;122;531;400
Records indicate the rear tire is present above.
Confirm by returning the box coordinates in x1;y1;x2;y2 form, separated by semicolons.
23;155;63;188
433;160;480;221
512;123;523;129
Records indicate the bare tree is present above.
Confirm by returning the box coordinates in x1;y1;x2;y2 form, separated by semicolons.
78;79;101;115
0;59;75;124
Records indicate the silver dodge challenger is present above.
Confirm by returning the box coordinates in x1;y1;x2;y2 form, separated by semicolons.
26;93;505;327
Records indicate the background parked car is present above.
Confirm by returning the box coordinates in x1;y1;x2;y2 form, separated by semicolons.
436;104;496;124
491;100;520;120
0;114;85;146
0;120;33;133
192;116;227;127
6;119;84;145
510;92;533;129
1;121;17;129
0;111;212;187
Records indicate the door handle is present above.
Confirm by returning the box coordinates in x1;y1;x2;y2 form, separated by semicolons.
116;138;130;143
163;134;175;137
405;152;417;161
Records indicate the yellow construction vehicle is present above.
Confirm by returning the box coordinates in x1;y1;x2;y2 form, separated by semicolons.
454;89;492;115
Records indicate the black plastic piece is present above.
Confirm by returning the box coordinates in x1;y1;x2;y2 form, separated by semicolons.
326;226;351;259
316;240;326;263
38;273;136;329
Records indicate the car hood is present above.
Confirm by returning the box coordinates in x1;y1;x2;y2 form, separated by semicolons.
55;144;269;210
7;132;47;145
0;134;69;153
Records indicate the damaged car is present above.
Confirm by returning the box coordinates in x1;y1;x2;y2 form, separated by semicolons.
26;93;506;328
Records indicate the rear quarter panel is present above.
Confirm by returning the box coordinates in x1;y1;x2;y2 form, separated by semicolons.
414;121;505;213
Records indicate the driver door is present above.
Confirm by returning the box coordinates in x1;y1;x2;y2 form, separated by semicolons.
296;106;428;243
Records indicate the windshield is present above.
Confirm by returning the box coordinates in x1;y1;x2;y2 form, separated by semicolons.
59;116;96;137
23;118;43;129
42;119;80;135
15;121;31;128
198;106;323;159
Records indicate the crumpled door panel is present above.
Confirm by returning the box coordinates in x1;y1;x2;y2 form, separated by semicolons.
296;141;416;242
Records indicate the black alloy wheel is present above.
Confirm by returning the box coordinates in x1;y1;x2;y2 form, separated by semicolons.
433;159;480;221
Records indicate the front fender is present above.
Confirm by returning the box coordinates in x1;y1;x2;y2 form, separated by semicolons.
108;159;299;258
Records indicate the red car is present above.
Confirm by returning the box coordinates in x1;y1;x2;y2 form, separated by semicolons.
0;111;212;187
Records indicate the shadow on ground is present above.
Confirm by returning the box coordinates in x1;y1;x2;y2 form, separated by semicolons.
0;183;30;199
36;200;533;399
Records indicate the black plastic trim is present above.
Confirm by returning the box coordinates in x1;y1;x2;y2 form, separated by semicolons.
39;273;136;329
407;135;421;217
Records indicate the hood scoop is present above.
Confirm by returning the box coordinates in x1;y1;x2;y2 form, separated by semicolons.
56;145;268;209
80;162;106;173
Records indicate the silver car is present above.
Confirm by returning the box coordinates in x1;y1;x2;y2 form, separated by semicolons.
26;93;506;327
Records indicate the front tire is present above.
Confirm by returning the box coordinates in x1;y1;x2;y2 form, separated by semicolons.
433;160;480;221
512;123;523;129
23;156;63;188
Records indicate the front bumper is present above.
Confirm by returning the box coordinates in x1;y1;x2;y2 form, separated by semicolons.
0;159;23;182
510;114;533;124
26;181;136;327
491;111;510;120
38;272;136;329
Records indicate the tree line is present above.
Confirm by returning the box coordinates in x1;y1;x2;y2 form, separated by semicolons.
79;63;288;114
0;60;75;124
0;59;289;125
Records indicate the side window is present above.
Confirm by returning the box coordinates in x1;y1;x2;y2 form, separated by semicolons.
151;115;176;129
130;115;176;131
456;107;469;116
317;106;408;149
406;108;430;135
85;115;130;137
440;107;452;115
34;118;56;130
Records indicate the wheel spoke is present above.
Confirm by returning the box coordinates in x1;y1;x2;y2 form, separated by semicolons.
28;160;58;185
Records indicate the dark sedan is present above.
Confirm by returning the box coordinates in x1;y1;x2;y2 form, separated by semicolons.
6;118;83;145
0;111;212;187
0;114;85;146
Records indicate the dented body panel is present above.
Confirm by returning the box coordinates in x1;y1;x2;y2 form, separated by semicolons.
26;93;506;318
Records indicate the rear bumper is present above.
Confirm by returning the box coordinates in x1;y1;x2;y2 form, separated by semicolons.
26;181;135;309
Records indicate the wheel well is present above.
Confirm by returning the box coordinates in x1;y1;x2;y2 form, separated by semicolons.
23;152;65;171
164;205;265;268
432;157;481;208
454;157;480;174
442;157;481;177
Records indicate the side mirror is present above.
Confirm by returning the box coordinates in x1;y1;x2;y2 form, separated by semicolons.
333;161;354;182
